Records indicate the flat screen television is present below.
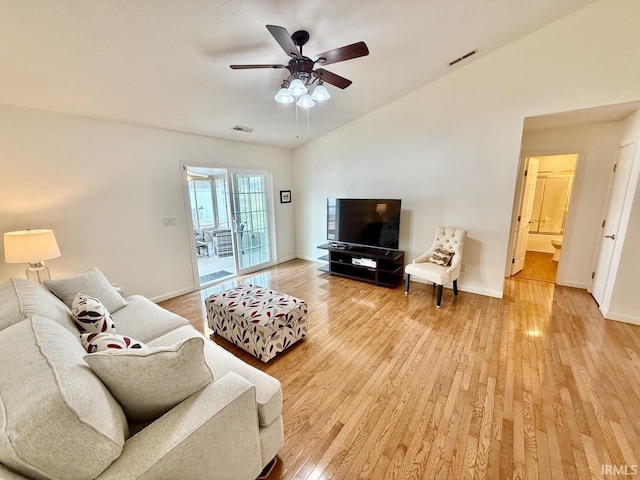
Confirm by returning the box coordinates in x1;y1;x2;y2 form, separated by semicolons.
327;198;402;250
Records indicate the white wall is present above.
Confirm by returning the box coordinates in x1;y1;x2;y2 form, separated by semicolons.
293;0;640;298
521;122;623;288
607;109;640;323
0;104;295;300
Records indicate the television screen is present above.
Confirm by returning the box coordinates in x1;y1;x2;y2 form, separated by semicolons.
327;198;401;250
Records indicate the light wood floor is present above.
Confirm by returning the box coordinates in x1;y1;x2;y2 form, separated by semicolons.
513;251;558;283
160;259;640;480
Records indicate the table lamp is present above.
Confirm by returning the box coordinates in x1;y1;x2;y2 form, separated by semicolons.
4;229;61;284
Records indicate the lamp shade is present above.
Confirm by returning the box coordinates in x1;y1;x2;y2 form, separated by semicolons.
274;88;294;104
4;229;61;264
287;78;308;96
296;94;315;108
376;203;387;214
311;84;331;101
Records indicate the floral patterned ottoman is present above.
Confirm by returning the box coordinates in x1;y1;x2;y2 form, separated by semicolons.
205;284;308;362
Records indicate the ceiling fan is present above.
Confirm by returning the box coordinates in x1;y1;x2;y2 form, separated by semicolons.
230;25;369;90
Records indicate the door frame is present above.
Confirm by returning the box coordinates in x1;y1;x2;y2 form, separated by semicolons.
180;161;278;290
506;148;583;285
592;141;638;314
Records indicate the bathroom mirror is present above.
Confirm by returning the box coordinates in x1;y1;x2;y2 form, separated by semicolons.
530;172;574;235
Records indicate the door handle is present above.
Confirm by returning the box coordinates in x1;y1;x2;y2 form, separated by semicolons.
604;234;616;240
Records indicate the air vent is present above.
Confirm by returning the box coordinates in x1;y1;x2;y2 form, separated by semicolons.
448;49;477;67
232;125;253;133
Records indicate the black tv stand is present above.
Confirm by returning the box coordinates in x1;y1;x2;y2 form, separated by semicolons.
317;243;405;288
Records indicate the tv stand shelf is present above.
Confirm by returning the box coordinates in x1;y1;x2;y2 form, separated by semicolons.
317;243;405;288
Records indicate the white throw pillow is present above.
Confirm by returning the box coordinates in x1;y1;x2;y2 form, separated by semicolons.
71;293;116;334
45;267;128;313
84;337;214;421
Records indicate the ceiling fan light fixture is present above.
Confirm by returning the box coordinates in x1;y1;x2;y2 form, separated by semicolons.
296;93;315;108
311;83;330;101
274;88;294;104
288;78;308;96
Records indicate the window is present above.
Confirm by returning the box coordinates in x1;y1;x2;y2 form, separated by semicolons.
188;176;230;230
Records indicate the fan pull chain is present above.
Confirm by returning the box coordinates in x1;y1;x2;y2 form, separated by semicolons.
295;103;299;139
306;107;310;140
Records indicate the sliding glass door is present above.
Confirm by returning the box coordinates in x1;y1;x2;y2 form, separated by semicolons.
228;169;275;274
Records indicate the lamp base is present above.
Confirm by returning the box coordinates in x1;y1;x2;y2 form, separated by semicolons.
26;262;50;284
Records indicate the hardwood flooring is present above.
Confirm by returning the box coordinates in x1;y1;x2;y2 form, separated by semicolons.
513;251;558;283
159;259;640;480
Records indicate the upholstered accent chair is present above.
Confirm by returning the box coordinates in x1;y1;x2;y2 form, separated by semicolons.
405;227;467;308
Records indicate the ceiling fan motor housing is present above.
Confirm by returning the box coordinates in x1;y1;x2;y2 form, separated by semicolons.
288;57;315;82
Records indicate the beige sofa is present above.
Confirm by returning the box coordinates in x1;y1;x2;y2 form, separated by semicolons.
0;275;284;480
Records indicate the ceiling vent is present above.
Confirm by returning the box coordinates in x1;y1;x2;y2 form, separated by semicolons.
448;49;477;67
232;125;253;133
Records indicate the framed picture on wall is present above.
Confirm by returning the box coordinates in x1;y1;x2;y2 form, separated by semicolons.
280;190;292;203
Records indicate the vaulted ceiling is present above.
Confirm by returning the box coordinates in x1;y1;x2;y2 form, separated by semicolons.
0;0;594;150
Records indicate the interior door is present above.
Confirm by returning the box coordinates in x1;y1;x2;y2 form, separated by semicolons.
228;169;275;275
511;157;540;275
591;143;635;305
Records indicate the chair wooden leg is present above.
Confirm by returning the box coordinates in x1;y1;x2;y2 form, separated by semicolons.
436;284;443;308
453;279;458;295
404;274;410;294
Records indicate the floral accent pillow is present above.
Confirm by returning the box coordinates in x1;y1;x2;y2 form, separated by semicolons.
427;247;454;266
81;332;145;353
71;293;116;334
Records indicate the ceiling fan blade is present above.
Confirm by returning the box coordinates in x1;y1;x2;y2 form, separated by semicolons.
266;25;300;58
230;64;287;69
315;41;369;66
313;68;352;89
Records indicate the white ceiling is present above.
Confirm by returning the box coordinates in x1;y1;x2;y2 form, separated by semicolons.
524;101;640;131
0;0;595;150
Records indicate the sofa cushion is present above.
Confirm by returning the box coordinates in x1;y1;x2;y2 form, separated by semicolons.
44;267;128;313
148;325;283;427
72;293;116;333
0;316;128;480
110;295;189;343
81;332;146;353
84;337;214;421
0;278;76;334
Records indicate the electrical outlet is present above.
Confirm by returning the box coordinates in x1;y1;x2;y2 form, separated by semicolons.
162;217;176;226
460;263;466;272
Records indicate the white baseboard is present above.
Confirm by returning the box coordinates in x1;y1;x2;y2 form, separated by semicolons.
603;310;640;325
277;255;297;263
407;277;503;299
557;280;589;289
460;284;504;299
150;286;195;303
297;254;322;263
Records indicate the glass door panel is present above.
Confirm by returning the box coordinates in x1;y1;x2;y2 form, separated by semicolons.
228;170;274;274
186;170;237;287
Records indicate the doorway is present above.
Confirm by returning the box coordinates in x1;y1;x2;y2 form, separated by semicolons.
187;168;236;286
184;166;276;288
511;154;578;283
